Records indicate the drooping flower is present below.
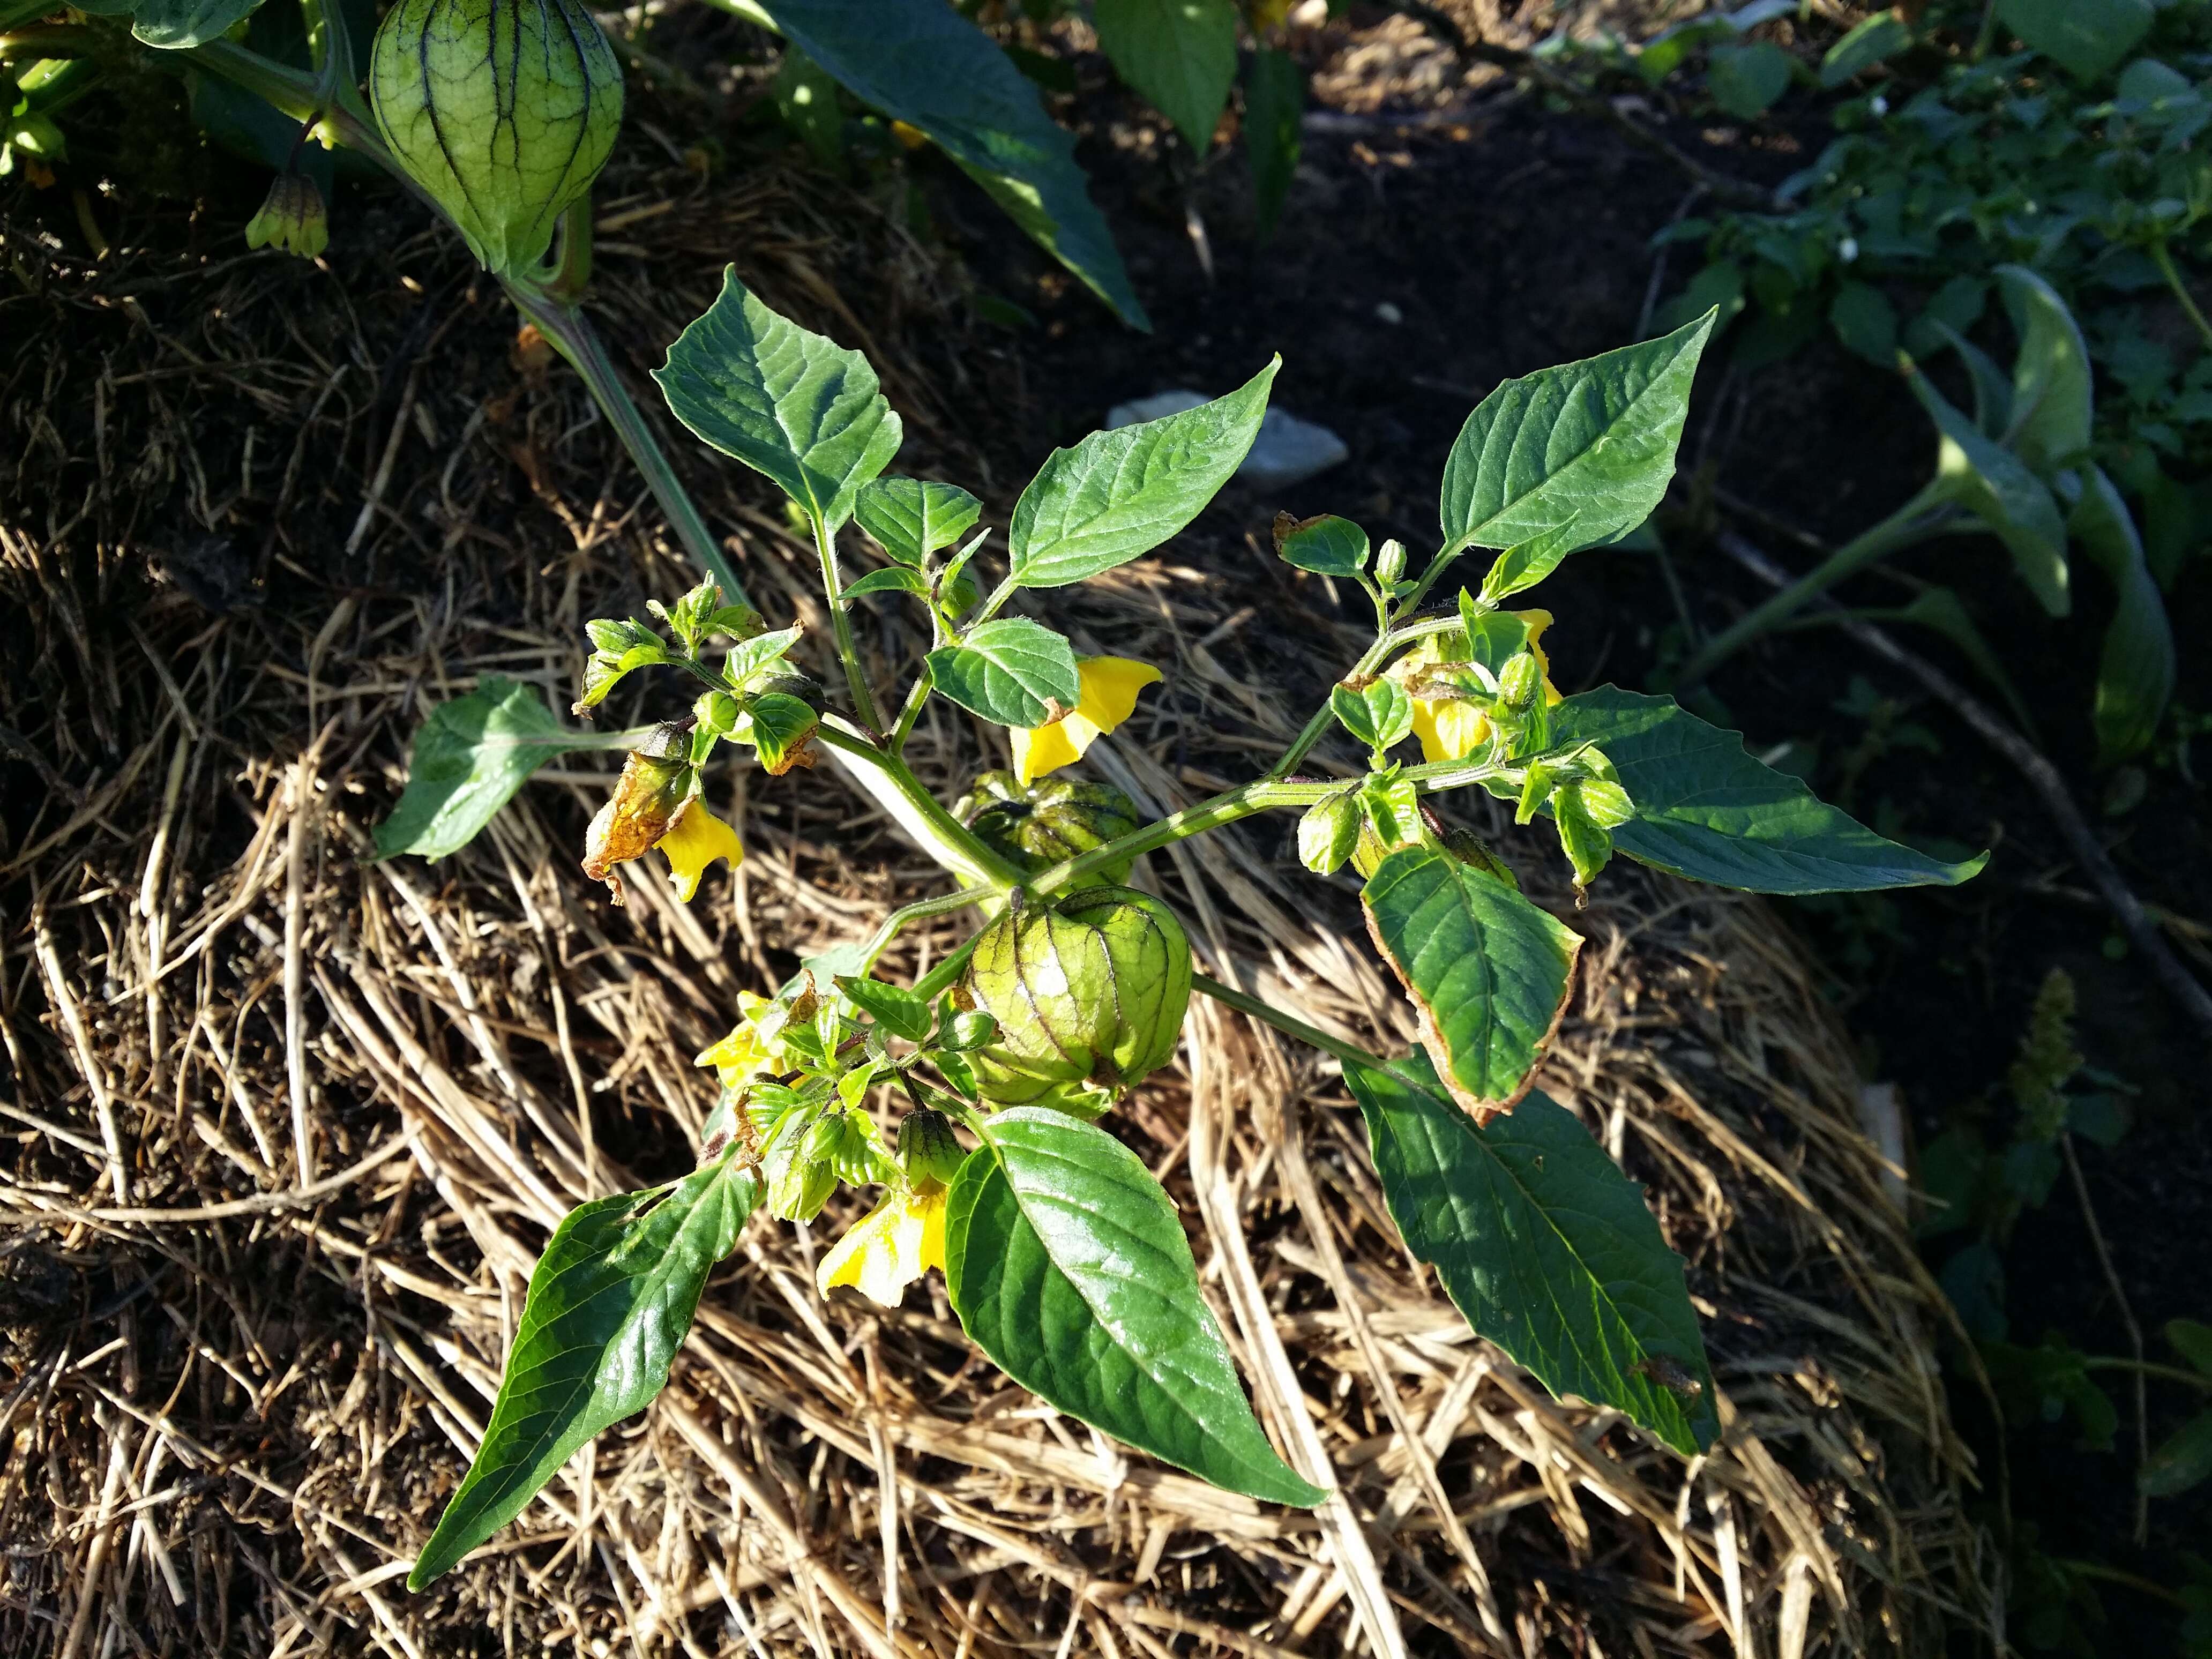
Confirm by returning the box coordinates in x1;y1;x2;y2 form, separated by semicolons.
1011;656;1162;784
581;749;693;903
656;799;744;901
1396;610;1561;765
815;1185;947;1307
696;990;785;1090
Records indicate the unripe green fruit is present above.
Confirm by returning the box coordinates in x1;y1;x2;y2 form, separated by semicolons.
963;886;1192;1116
368;0;624;278
958;772;1142;884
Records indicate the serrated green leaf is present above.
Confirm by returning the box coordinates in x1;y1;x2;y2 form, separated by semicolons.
741;0;1147;327
2142;1411;2212;1497
2069;465;2174;761
1094;0;1238;153
655;268;903;532
1010;360;1277;587
1994;0;2151;81
1342;1053;1717;1454
1707;40;1792;119
1820;12;1910;87
855;476;983;565
1244;46;1302;239
1909;364;2071;617
1274;513;1368;576
407;1156;761;1587
944;1108;1326;1506
1548;687;1987;892
375;678;600;862
926;618;1081;726
1440;315;1714;584
1361;845;1582;1117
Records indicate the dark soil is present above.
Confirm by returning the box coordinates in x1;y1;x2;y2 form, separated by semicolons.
913;74;2212;1651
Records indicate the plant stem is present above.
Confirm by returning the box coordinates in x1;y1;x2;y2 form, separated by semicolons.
1267;612;1464;779
2078;1357;2212;1391
2150;238;2212;354
1193;972;1404;1079
811;516;883;734
1667;491;1952;691
1035;754;1506;899
507;284;746;606
0;23;91;57
812;720;1026;888
855;886;991;976
912;934;984;1002
888;662;933;755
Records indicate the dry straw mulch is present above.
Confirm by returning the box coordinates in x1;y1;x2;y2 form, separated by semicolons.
2;153;1996;1657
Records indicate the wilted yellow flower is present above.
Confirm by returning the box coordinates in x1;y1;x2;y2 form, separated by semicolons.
245;172;330;260
1396;611;1560;765
816;1185;947;1307
1011;656;1162;785
657;800;744;901
582;750;693;903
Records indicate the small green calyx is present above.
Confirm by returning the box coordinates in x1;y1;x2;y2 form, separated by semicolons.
369;0;625;278
896;1108;965;1190
962;887;1192;1117
246;172;329;260
956;772;1142;884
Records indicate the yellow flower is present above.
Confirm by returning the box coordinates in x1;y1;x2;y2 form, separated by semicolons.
816;1185;947;1307
657;801;744;902
696;990;782;1089
1011;656;1162;785
582;750;693;903
1397;611;1560;764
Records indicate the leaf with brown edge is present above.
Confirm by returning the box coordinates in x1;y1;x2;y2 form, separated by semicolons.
1360;843;1580;1123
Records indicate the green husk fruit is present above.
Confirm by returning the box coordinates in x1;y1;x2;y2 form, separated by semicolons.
369;0;624;277
956;771;1142;884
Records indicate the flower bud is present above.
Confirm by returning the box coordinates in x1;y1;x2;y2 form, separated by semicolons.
958;772;1142;884
963;887;1192;1116
764;1111;838;1221
1497;650;1543;711
1296;791;1362;875
245;172;328;259
368;0;624;277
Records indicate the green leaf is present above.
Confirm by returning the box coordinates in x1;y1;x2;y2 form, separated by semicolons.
774;43;845;168
1274;513;1369;576
2141;1411;2212;1498
745;0;1147;327
1908;364;2071;617
844;565;930;600
724;625;804;689
1439;314;1714;585
1342;1054;1717;1454
92;0;268;49
1094;0;1238;153
2168;1319;2212;1376
1361;846;1582;1118
944;1108;1326;1506
1829;280;1899;366
2069;465;2175;761
743;691;819;773
1998;265;2094;475
655;268;903;532
855;476;983;565
1548;687;1987;892
1244;46;1302;240
1820;12;1911;87
1994;0;2152;81
407;1156;762;1587
1008;360;1278;587
1297;792;1362;876
1706;41;1792;119
925;618;1081;726
1866;586;2039;737
837;976;933;1041
1331;678;1413;752
375;678;599;862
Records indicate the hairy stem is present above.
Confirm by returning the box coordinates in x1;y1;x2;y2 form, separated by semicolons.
888;662;933;755
856;886;991;976
1268;612;1464;779
1667;492;1952;690
1193;973;1402;1078
812;517;883;733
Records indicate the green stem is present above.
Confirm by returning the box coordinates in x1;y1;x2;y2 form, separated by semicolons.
913;933;984;1002
855;886;990;975
1034;754;1506;899
888;662;933;754
0;24;90;57
2048;1560;2187;1608
1666;491;1953;691
812;516;883;734
1392;540;1468;621
506;284;746;607
812;720;1026;888
1193;972;1406;1078
1268;612;1464;779
2150;238;2212;354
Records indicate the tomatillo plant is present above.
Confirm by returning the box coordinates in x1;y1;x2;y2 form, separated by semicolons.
374;276;1990;1588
